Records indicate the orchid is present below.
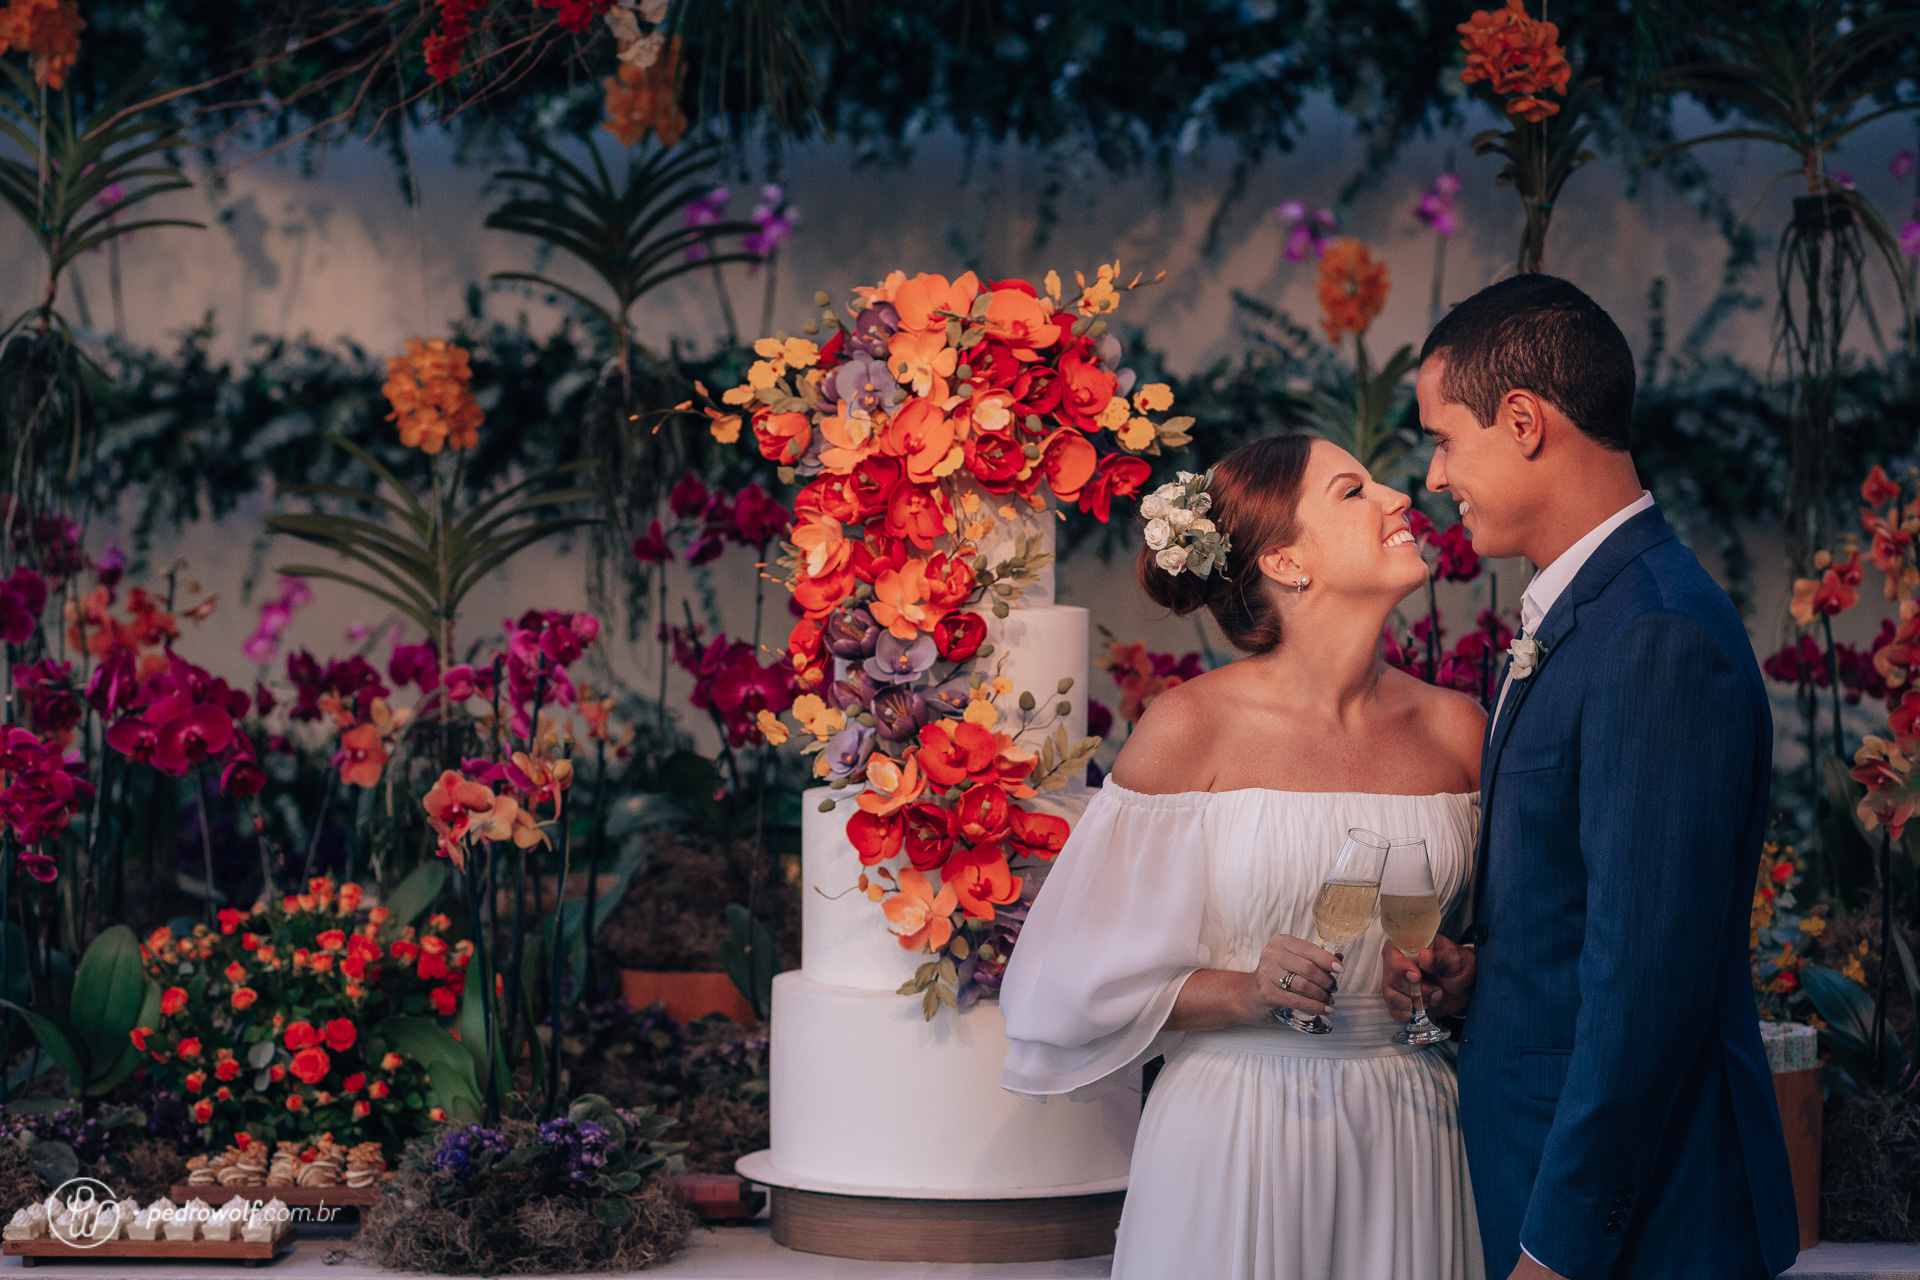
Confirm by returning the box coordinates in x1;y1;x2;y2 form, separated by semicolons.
1275;201;1337;261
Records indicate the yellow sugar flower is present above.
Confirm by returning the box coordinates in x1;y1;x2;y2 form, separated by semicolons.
709;414;742;444
1133;382;1174;412
722;384;757;406
747;360;782;389
1097;396;1132;430
963;700;998;727
1119;417;1155;450
782;337;820;367
756;709;790;745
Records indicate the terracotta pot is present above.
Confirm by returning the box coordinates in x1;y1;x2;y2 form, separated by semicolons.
620;969;757;1026
1772;1064;1822;1251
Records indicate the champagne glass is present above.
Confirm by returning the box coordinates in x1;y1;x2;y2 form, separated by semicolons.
1275;828;1389;1035
1382;836;1451;1046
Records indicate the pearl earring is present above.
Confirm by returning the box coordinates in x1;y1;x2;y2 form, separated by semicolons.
1294;577;1309;593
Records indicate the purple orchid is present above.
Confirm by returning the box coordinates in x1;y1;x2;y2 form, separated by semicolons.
683;187;731;262
1894;150;1917;182
923;674;973;719
846;302;899;360
870;685;928;741
823;724;876;780
830;666;881;714
742;183;797;268
864;631;937;684
834;352;898;419
1416;173;1462;238
1275;200;1337;261
824;607;880;659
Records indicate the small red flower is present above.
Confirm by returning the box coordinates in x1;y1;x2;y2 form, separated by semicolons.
215;1059;240;1082
216;908;247;935
160;987;188;1016
284;1021;319;1051
230;987;258;1010
130;1027;151;1051
185;1071;206;1093
342;1072;366;1093
429;986;457;1016
223;961;247;984
192;1099;213;1123
290;1046;331;1085
316;929;347;952
353;1100;372;1119
286;1094;305;1113
380;1052;402;1071
178;1037;202;1059
369;1081;390;1099
322;1019;357;1052
847;809;904;866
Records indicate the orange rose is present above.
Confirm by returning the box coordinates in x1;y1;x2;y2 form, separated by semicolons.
178;1037;202;1059
230;987;258;1010
316;929;347;952
290;1046;331;1085
192;1099;213;1123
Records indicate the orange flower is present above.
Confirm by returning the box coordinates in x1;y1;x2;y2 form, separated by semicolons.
1317;239;1390;344
178;1037;202;1059
290;1046;331;1085
230;987;258;1010
817;403;879;474
383;338;484;454
944;844;1023;920
338;882;364;913
316;930;347;952
603;38;685;148
0;0;83;89
881;868;958;951
753;411;812;467
424;769;495;863
1789;550;1864;625
791;512;852;579
858;752;927;816
192;1099;213;1123
888;329;958;399
881;398;960;486
892;272;982;334
370;1080;390;1099
870;558;933;639
981;286;1057;351
337;723;389;788
185;1071;206;1093
1457;0;1571;121
1039;430;1097;503
354;1100;372;1119
286;1094;305;1113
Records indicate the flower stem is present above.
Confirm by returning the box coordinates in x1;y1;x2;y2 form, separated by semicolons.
546;748;573;1118
1820;610;1844;761
193;766;217;928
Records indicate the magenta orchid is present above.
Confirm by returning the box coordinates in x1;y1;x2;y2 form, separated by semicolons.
1275;201;1337;261
1416;173;1462;237
242;575;313;665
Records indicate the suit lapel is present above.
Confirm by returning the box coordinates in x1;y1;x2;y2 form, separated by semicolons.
1463;507;1678;940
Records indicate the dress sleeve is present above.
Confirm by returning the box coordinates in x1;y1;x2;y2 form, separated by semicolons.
1000;784;1213;1100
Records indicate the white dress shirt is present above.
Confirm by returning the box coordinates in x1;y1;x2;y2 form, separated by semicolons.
1489;491;1656;733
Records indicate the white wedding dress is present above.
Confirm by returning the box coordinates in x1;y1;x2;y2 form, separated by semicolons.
1002;784;1485;1280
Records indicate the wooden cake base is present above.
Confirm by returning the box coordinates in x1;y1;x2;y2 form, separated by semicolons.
735;1151;1124;1263
3;1228;297;1267
169;1183;381;1209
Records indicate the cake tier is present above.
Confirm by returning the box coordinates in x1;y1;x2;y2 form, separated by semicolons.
764;972;1138;1196
969;497;1056;605
802;783;1091;988
982;602;1089;745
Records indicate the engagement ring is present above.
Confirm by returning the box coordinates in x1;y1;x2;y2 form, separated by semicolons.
1279;971;1296;992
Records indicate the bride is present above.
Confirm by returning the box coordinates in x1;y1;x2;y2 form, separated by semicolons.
1001;433;1487;1280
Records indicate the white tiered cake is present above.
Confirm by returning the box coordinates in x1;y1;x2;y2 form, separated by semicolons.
738;512;1139;1251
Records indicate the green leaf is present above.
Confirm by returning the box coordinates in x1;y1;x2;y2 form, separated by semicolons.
718;904;775;1020
85;979;161;1097
68;925;145;1081
3;1002;86;1091
28;1139;76;1186
386;861;449;928
590;1198;632;1228
373;1016;481;1119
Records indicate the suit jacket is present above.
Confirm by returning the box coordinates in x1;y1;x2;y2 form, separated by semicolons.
1455;507;1799;1280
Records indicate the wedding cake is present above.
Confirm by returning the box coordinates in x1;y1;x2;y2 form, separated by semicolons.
742;516;1139;1206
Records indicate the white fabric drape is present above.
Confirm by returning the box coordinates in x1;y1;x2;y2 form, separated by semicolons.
1001;786;1213;1100
1002;784;1485;1280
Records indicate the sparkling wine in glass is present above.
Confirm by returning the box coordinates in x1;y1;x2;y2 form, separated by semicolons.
1383;836;1451;1046
1275;829;1389;1036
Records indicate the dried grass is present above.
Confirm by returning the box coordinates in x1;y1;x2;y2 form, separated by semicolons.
669;1091;768;1176
1823;1092;1920;1242
356;1164;695;1275
595;831;797;973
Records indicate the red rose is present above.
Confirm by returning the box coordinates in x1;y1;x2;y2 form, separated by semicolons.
342;1073;366;1093
316;929;347;952
418;952;450;981
934;612;986;662
430;987;458;1016
342;956;367;981
216;908;246;935
286;1094;304;1113
1078;453;1153;522
290;1046;331;1085
847;809;904;866
389;939;420;964
1010;807;1071;860
284;1021;319;1051
955;783;1011;845
903;802;958;872
185;1071;205;1093
161;987;188;1016
230;987;258;1010
192;1099;213;1123
178;1037;202;1059
964;430;1026;493
322;1019;357;1051
215;1059;240;1082
223;961;247;984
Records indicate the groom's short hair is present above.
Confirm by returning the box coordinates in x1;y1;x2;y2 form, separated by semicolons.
1420;274;1635;452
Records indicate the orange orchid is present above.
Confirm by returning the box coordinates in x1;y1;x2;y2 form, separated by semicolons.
870;559;947;639
858;752;927;816
881;868;958;951
888;328;958;398
383;338;484;454
0;0;83;89
1317;239;1390;344
1039;431;1097;503
891;272;982;334
477;793;549;850
882;399;961;485
1457;0;1571;122
818;403;880;473
336;723;388;788
1789;549;1864;626
792;512;853;579
982;287;1057;352
1853;733;1919;839
66;586;178;662
423;770;495;867
943;844;1023;920
602;37;686;147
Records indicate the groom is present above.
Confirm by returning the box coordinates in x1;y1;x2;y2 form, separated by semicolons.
1382;275;1798;1279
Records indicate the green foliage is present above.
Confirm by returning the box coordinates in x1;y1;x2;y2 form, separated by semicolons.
376;1015;484;1121
0;63;201;329
266;434;598;660
718;903;774;1020
1306;337;1421;481
1803;962;1917;1099
386;860;451;930
1468;77;1600;275
4;925;158;1098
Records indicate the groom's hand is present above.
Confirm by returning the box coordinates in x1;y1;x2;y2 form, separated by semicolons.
1380;934;1476;1020
1509;1251;1569;1280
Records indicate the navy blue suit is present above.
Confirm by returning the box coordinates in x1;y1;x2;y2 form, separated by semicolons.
1456;508;1798;1279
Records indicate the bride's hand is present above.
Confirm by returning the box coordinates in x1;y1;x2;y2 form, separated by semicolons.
1245;934;1340;1024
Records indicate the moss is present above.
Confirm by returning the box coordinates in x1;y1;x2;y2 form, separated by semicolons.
1823;1092;1920;1242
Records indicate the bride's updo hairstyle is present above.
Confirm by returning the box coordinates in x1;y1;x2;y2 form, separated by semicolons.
1137;434;1314;654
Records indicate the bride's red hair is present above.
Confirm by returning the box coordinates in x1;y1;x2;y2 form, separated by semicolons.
1137;434;1314;654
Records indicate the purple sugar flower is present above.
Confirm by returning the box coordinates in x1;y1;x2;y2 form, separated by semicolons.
824;607;880;659
846;303;899;360
864;631;937;684
923;674;972;719
830;666;880;713
835;352;897;419
870;684;928;741
823;724;875;779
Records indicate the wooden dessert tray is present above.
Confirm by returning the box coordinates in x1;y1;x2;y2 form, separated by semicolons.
169;1181;385;1208
3;1227;297;1267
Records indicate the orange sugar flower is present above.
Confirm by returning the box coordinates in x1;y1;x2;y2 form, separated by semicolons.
858;752;927;817
881;868;958;952
944;844;1023;920
881;398;960;486
870;559;943;640
0;0;84;89
888;328;958;399
981;286;1057;351
817;404;879;474
383;338;484;454
891;271;982;334
791;512;853;580
1317;239;1390;344
336;723;389;788
753;411;812;467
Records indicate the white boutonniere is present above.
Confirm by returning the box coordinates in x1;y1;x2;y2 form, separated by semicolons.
1508;635;1543;680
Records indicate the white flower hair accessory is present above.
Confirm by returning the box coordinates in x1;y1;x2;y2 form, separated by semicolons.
1141;469;1231;578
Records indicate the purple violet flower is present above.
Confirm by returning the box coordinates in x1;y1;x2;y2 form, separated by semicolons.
823;724;875;779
